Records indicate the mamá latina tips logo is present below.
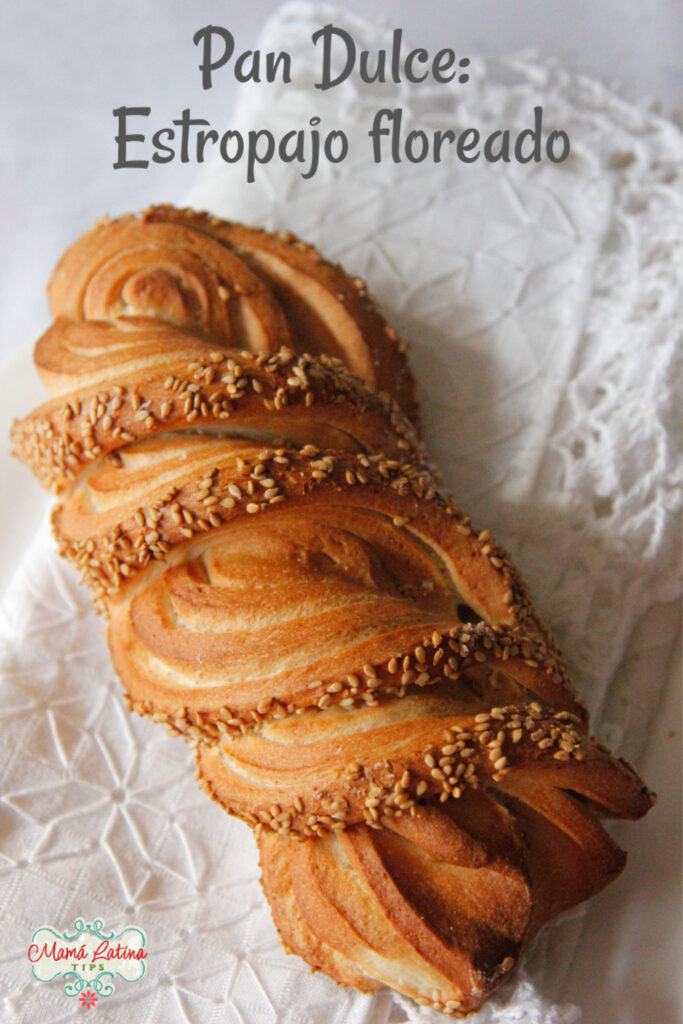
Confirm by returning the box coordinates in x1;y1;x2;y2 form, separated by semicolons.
27;918;147;1008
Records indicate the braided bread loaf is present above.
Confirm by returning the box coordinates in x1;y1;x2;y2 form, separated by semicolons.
12;206;653;1016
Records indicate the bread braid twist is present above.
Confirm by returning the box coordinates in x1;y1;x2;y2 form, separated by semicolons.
12;206;653;1016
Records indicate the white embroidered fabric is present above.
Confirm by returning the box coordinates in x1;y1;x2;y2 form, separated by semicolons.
1;3;680;1022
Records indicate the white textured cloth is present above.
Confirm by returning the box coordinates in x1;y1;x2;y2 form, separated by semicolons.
1;3;681;1022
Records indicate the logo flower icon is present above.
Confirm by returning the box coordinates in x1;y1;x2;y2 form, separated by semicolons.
79;989;98;1009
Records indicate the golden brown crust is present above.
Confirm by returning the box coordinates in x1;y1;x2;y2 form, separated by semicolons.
13;330;425;494
11;206;654;1017
140;206;418;422
195;694;645;839
47;205;418;424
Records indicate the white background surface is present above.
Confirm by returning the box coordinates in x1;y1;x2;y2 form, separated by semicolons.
0;0;681;367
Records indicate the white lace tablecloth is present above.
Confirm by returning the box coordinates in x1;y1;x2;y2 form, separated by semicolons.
1;3;681;1022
